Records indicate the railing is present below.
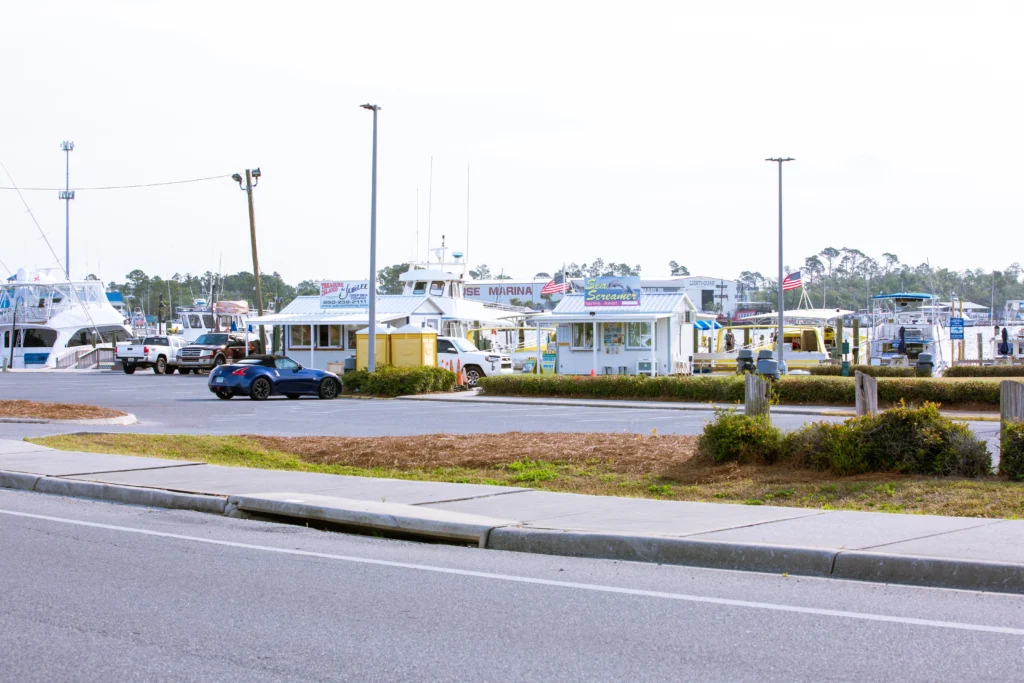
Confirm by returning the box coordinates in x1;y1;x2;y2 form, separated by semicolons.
53;346;116;370
55;347;93;369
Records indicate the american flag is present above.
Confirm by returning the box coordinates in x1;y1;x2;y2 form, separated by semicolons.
781;271;803;291
541;273;571;295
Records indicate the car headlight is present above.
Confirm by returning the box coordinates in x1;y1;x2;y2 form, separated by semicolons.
485;355;500;362
200;351;213;357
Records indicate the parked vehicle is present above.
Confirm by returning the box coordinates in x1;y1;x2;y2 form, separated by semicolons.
177;333;260;374
207;354;341;401
116;335;188;374
436;336;512;386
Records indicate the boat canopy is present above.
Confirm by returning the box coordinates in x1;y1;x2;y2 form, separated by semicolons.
871;293;937;301
695;320;722;330
749;308;853;322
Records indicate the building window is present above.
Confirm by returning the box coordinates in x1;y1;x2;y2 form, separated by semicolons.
429;281;445;296
290;326;311;348
627;322;652;349
571;323;593;350
347;328;357;350
317;325;342;348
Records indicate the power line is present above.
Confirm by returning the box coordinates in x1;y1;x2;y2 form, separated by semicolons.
0;173;231;191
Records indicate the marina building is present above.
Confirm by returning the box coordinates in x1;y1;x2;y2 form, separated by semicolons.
569;276;738;317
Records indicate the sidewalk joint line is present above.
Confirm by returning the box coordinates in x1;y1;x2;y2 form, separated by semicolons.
54;462;208;478
852;520;1005;552
411;488;533;507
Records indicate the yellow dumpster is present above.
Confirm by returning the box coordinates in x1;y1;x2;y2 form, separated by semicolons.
389;323;437;368
355;325;392;370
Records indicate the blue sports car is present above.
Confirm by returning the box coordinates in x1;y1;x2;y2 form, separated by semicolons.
208;355;341;401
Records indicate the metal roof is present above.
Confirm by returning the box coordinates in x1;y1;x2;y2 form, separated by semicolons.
871;293;937;300
249;295;443;325
552;292;690;315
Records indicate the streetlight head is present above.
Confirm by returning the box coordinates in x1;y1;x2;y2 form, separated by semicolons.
251;167;261;179
61;141;74;152
231;173;243;183
360;103;380;111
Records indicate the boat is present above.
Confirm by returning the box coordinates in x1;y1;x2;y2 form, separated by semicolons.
176;299;253;343
1;268;134;369
869;293;948;371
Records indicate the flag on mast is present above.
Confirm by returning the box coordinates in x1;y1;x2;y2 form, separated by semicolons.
782;271;803;291
541;273;571;295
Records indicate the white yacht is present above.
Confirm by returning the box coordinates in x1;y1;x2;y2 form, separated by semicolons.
869;293;948;371
1;268;133;369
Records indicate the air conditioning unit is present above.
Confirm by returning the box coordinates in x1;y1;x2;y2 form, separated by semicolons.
637;359;655;376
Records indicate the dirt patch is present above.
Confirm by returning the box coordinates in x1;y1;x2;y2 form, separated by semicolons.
0;400;126;421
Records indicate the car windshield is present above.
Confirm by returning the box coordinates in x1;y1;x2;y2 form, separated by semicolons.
451;338;479;353
193;334;228;345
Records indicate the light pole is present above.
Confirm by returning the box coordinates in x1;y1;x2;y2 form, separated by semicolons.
766;157;794;371
361;103;381;372
60;141;75;279
233;168;265;352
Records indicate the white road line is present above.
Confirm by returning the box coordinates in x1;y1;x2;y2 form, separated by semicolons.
2;507;1022;636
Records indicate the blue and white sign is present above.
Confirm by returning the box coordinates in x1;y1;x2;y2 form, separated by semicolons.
584;276;641;307
950;317;964;340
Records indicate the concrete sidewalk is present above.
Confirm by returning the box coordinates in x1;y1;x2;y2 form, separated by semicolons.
1;438;1021;594
398;390;1001;421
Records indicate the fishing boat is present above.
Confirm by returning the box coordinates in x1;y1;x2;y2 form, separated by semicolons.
1;268;133;369
869;293;948;370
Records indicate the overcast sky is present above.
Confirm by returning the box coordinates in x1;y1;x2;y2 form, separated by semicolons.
2;1;1022;286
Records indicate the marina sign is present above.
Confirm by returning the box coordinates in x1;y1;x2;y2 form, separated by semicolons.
584;276;641;307
950;317;964;340
320;281;370;309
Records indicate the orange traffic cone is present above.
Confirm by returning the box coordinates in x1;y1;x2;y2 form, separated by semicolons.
590;368;596;377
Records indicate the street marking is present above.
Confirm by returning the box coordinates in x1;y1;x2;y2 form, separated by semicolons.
1;507;1023;636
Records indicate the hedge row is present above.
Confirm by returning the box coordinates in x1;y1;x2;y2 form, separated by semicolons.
341;366;456;397
806;364;916;378
945;365;1024;378
698;404;992;477
478;374;1001;407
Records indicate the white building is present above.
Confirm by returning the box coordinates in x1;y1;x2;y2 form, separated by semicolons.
463;279;566;309
537;292;712;376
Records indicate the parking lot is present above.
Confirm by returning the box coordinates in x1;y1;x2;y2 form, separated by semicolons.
0;372;1001;452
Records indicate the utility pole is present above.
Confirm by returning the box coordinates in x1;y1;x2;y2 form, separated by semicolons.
233;168;264;351
766;157;795;372
361;103;381;372
60;141;75;279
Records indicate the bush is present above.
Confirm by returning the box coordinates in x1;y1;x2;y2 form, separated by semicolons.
698;403;992;477
787;403;991;477
478;374;1001;407
806;365;916;378
342;366;456;397
946;365;1024;378
697;410;785;465
1000;421;1024;481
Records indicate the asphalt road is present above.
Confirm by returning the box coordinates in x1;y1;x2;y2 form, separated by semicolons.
0;371;854;439
3;489;1023;682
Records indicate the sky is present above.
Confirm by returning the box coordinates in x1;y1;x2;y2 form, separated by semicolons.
2;1;1022;286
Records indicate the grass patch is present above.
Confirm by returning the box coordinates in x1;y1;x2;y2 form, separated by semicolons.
0;400;126;420
29;432;1024;519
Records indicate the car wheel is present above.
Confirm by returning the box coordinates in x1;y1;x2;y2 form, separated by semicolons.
153;357;167;375
216;389;233;400
318;378;339;400
249;377;271;401
285;394;301;400
464;366;482;387
122;363;136;375
214;355;226;367
179;368;191;375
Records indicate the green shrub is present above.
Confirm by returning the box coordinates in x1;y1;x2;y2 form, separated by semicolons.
788;403;991;476
477;374;1000;407
343;366;456;397
1000;421;1024;481
806;365;916;378
946;365;1024;378
697;410;785;464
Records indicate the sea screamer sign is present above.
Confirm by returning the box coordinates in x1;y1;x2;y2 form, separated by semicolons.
584;276;641;307
319;281;369;309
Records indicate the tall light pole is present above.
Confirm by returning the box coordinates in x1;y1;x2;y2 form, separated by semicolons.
233;168;265;351
766;157;794;371
361;103;381;372
60;141;75;279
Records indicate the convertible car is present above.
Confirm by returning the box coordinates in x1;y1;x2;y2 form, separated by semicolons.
207;354;341;401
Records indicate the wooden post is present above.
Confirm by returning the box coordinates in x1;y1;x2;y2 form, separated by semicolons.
743;328;750;348
744;373;770;417
855;370;878;416
1000;379;1024;426
852;318;860;365
977;332;983;362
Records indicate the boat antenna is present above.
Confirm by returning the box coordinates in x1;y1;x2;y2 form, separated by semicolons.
0;156;103;340
415;188;420;262
0;257;11;277
465;162;470;272
426;156;433;263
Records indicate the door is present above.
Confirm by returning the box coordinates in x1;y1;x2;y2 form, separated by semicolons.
274;357;317;393
436;339;459;367
226;337;246;361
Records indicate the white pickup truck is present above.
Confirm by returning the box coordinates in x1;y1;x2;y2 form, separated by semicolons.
116;335;188;375
436;336;513;386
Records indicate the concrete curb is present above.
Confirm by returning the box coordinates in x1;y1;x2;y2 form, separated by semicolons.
4;469;1022;594
0;413;137;426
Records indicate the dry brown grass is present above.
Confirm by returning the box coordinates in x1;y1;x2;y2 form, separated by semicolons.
31;431;1024;518
0;400;125;420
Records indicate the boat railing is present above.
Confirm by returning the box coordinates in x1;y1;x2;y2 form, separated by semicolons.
0;307;51;324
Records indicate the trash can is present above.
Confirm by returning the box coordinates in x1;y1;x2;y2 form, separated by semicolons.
736;349;755;374
343;356;357;373
916;352;934;377
756;350;780;379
